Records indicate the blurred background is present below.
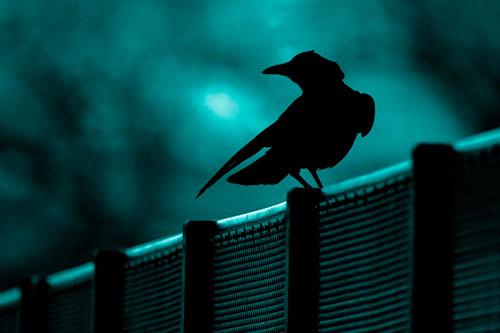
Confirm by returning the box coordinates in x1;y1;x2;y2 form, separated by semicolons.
1;0;499;289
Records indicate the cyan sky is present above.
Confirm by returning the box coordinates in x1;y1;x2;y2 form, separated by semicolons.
1;0;499;288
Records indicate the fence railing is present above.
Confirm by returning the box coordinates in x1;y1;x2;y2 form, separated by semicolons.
95;234;183;332
0;287;21;332
1;127;500;332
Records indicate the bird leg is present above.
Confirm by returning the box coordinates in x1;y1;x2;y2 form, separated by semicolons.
308;169;324;188
291;172;312;188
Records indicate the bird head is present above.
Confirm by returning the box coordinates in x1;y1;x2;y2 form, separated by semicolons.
262;51;345;89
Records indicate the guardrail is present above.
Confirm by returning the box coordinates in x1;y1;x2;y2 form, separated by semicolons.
1;127;499;332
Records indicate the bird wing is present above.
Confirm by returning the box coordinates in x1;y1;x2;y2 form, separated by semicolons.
357;92;375;137
195;97;305;198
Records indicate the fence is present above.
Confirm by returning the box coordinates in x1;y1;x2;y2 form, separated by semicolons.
94;234;183;331
0;288;20;332
1;127;500;332
15;263;94;332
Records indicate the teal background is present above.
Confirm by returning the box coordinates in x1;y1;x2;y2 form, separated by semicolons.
1;0;499;289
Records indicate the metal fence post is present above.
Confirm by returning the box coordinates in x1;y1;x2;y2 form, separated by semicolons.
94;250;127;332
412;144;455;332
286;188;322;333
182;220;217;332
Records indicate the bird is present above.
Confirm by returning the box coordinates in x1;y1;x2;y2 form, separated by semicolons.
196;50;374;198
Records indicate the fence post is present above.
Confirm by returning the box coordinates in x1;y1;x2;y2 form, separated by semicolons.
94;250;127;332
19;276;48;333
286;188;322;333
182;220;217;333
412;144;455;332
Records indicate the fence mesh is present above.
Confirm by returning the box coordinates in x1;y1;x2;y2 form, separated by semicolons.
122;240;183;332
0;288;20;333
212;207;287;332
317;169;413;332
452;138;500;332
46;263;94;333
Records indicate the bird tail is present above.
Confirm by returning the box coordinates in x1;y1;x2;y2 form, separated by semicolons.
195;128;272;198
226;152;288;185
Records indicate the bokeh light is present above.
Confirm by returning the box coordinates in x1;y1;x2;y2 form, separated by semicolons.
205;92;239;119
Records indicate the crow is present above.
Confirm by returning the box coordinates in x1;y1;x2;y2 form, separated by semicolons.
196;50;374;198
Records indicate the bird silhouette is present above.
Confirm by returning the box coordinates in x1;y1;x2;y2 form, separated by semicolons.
196;51;374;198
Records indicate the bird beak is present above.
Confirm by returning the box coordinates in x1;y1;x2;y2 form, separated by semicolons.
262;61;291;76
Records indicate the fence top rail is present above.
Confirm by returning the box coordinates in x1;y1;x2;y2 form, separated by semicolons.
45;262;94;287
454;127;500;152
125;233;182;258
217;201;287;229
321;160;412;198
0;287;21;307
214;161;411;229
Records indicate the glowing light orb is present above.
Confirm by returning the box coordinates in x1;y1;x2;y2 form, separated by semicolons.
205;92;239;119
